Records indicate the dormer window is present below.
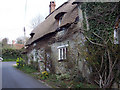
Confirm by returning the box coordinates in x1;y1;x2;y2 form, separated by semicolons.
58;17;62;26
33;43;36;47
55;12;66;27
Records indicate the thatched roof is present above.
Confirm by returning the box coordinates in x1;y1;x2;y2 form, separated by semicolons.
26;0;78;46
73;0;120;2
25;37;32;46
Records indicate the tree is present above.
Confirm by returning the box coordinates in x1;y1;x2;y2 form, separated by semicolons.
80;2;120;88
2;38;8;45
2;38;10;48
30;14;43;29
16;37;24;44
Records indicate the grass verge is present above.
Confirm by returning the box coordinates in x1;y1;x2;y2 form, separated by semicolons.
14;65;97;88
14;65;38;74
3;59;16;62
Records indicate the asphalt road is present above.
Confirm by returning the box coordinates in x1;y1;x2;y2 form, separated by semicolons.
2;62;50;88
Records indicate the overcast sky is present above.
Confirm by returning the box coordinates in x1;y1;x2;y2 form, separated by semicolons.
0;0;68;43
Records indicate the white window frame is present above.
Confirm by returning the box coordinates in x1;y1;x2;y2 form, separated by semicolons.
57;44;68;61
114;22;120;44
114;29;119;44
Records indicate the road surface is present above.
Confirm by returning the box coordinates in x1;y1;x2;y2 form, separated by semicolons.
2;62;50;88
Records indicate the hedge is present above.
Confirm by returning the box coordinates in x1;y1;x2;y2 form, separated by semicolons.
2;48;23;60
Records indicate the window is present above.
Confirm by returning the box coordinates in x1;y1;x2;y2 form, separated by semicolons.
57;44;68;61
114;28;120;44
114;18;120;44
33;43;36;47
114;29;119;44
55;12;66;27
58;17;62;26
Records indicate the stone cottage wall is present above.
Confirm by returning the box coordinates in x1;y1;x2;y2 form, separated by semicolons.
27;49;37;64
50;32;91;79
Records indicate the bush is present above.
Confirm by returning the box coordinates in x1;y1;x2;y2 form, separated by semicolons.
16;57;25;68
56;74;70;81
2;48;23;60
75;83;84;88
21;65;37;73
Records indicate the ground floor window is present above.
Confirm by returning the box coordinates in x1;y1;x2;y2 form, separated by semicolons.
57;44;68;61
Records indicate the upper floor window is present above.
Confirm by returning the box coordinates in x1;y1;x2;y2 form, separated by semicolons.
58;17;62;26
33;43;36;47
55;12;66;27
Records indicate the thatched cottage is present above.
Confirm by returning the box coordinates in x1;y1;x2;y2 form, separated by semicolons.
25;0;91;79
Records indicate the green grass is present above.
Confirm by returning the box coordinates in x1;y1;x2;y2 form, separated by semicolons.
3;59;16;62
14;65;38;74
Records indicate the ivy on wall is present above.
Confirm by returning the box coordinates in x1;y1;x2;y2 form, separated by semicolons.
82;2;120;41
81;2;120;88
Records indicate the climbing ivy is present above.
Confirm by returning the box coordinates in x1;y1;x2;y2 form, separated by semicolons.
81;2;120;88
82;2;119;42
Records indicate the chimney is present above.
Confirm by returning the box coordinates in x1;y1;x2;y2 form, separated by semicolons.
49;1;56;14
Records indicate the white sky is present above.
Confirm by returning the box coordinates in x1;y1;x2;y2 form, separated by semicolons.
0;0;68;43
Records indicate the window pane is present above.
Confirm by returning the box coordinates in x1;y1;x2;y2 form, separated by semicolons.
114;29;119;44
58;45;68;60
61;48;64;60
64;48;67;59
58;49;61;60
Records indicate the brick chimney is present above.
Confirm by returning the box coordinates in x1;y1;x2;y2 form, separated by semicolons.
49;1;56;13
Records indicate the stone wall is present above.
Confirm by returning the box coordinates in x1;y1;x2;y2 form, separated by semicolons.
50;31;91;79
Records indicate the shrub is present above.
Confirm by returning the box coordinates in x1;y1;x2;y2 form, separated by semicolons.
16;57;25;68
56;74;70;81
21;65;37;73
2;48;23;60
75;83;84;88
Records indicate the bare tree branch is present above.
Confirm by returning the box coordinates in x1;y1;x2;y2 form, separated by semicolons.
85;36;105;47
92;32;104;41
98;55;104;73
30;14;43;29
